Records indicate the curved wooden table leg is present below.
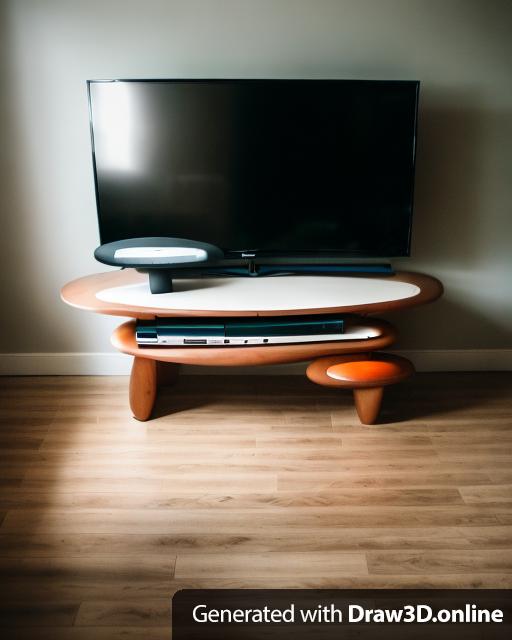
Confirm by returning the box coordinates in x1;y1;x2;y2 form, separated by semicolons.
129;357;157;421
353;387;384;425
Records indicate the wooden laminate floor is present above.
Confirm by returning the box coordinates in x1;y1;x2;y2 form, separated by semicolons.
0;372;511;638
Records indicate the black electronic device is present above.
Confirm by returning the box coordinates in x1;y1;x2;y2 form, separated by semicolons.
88;79;419;260
136;315;347;347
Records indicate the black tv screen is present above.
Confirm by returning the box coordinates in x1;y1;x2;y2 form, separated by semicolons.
88;79;419;257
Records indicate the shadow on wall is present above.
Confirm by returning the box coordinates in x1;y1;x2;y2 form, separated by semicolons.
411;89;488;266
393;87;512;349
0;2;47;341
387;296;512;351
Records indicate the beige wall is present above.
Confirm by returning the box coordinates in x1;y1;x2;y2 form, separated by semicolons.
1;0;511;361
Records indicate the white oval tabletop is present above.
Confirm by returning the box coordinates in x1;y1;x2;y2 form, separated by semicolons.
96;275;421;312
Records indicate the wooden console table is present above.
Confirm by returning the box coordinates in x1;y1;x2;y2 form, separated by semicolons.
61;270;442;422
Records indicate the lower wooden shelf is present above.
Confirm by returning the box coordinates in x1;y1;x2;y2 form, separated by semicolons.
110;318;411;423
111;318;396;367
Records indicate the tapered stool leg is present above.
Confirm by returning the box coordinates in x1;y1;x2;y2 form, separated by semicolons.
353;387;384;425
129;357;157;421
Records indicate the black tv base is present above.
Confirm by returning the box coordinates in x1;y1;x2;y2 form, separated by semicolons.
144;263;394;294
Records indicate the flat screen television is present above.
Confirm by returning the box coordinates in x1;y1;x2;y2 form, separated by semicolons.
87;79;419;258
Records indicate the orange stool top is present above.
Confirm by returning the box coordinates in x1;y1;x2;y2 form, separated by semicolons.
326;354;414;388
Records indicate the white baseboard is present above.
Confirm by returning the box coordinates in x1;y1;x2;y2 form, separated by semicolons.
0;349;511;376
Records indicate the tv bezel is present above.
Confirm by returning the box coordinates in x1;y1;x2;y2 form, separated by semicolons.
87;78;420;259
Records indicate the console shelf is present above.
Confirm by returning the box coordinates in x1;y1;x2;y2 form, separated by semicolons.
61;269;442;318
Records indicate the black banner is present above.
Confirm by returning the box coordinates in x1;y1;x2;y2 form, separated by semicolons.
172;589;511;639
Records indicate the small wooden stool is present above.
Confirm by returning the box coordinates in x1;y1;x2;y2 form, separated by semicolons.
307;353;415;424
